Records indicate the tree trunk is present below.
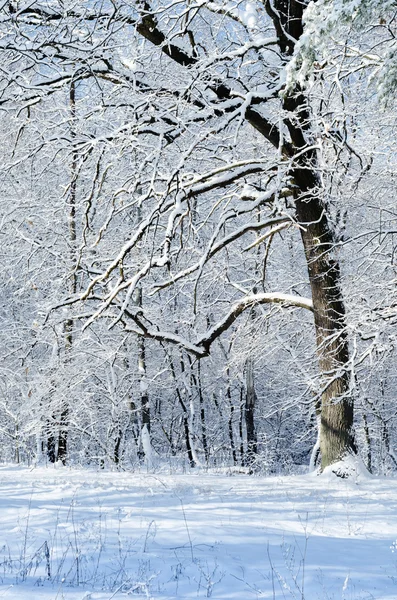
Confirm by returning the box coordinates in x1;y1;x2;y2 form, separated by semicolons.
167;350;197;467
57;407;69;465
226;369;237;465
287;122;355;470
182;413;195;468
138;333;151;433
114;427;122;466
245;358;258;466
133;194;152;465
180;353;200;467
363;413;372;473
134;287;151;464
50;79;78;465
189;357;209;463
290;177;355;467
239;386;245;466
270;0;356;470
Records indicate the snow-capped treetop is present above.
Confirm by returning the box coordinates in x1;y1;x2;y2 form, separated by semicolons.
287;0;397;98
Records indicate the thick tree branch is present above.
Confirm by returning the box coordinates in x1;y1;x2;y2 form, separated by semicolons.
133;1;292;155
126;292;313;357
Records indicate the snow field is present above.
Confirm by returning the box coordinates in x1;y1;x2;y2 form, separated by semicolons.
0;466;396;598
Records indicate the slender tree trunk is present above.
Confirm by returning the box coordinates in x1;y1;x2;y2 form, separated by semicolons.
189;357;209;463
15;421;20;464
180;353;200;466
226;370;237;465
198;383;209;463
123;350;141;459
166;350;196;467
58;316;73;464
138;334;150;436
133;198;151;464
113;427;123;466
134;287;151;464
309;411;321;472
182;413;195;467
47;421;57;464
362;414;372;473
245;358;258;466
239;386;245;466
52;79;78;465
57;407;68;464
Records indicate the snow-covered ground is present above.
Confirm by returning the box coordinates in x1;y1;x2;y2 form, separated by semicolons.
0;465;396;599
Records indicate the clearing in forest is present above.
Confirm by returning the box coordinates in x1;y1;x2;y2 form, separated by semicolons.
0;465;395;599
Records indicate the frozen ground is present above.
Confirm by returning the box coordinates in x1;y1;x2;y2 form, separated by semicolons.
0;465;396;599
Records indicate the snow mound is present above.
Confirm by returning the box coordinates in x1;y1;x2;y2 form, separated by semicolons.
321;454;371;481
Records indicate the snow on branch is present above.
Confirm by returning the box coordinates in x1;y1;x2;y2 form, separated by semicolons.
127;292;313;357
196;293;313;352
134;0;290;154
151;215;292;294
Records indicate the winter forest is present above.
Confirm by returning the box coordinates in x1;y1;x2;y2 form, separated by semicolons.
1;1;397;598
1;0;396;475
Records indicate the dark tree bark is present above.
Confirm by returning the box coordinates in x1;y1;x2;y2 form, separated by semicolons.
295;188;355;468
133;287;151;463
245;358;258;466
167;351;196;467
47;433;57;464
239;387;245;465
363;414;372;473
272;0;356;469
190;358;209;463
138;332;151;432
225;368;237;465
